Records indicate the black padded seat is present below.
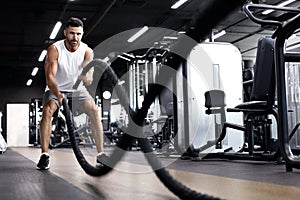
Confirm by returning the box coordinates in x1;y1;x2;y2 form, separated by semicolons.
231;101;267;110
228;37;276;114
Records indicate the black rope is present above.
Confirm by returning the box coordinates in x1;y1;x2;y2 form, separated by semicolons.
138;137;220;200
62;98;113;176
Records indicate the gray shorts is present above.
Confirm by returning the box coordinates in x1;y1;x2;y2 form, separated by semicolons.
43;90;94;111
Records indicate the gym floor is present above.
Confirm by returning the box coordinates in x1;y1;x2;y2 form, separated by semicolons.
1;146;300;200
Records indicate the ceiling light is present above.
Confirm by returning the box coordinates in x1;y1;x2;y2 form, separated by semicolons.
49;21;62;39
171;0;188;9
117;55;131;61
127;26;149;43
26;79;33;86
123;52;135;58
38;50;47;62
31;67;39;76
212;30;226;40
262;0;296;15
163;36;178;40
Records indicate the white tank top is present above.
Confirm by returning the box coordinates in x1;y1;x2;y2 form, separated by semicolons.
46;39;88;91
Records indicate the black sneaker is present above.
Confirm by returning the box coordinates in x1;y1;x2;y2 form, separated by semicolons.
96;153;109;168
36;153;50;170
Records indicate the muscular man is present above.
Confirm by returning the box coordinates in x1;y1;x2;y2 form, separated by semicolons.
37;17;105;170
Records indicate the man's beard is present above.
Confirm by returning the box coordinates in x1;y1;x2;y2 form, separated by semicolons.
68;39;78;47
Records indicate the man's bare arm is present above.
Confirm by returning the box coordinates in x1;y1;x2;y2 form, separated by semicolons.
44;45;64;104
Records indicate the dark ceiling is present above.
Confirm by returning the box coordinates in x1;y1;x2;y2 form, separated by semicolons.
1;0;300;88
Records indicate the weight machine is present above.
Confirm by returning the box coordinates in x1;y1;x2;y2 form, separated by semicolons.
108;47;179;154
242;4;300;171
29;98;42;146
201;3;300;171
202;37;280;161
29;96;98;149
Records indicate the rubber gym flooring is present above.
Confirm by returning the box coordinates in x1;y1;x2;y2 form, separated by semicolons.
1;146;300;200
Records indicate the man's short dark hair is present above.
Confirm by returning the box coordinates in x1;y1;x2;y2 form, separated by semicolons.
65;17;83;29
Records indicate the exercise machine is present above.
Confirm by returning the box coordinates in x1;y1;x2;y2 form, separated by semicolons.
202;36;280;161
243;3;300;171
29;98;42;146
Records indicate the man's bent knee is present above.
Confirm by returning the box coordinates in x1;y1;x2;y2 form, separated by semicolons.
42;101;58;118
84;103;100;119
89;104;100;118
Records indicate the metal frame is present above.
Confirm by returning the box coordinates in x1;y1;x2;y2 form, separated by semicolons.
244;3;300;171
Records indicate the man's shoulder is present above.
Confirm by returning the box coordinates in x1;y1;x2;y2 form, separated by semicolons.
53;40;64;46
50;40;64;52
79;42;92;53
80;41;89;48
